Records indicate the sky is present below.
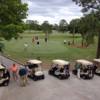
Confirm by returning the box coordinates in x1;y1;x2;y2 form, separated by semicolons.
22;0;83;24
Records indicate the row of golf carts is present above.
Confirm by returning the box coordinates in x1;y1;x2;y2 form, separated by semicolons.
0;58;100;86
26;59;100;80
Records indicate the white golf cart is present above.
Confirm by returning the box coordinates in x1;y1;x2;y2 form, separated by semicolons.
93;59;100;76
0;64;10;86
72;59;94;79
48;59;70;80
27;59;45;81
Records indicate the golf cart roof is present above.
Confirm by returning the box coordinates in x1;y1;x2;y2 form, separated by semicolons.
27;59;42;64
52;59;70;66
0;64;5;70
94;59;100;63
76;59;93;66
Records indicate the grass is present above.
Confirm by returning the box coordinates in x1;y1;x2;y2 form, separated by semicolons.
2;32;97;65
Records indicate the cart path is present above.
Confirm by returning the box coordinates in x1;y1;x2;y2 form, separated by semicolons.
0;55;23;68
0;72;100;100
0;55;100;100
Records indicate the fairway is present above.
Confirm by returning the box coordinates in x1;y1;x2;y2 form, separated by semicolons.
2;32;97;64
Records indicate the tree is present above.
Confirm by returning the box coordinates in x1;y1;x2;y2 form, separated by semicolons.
78;12;98;47
0;0;28;40
68;19;80;45
53;24;59;31
41;21;52;39
26;20;41;31
72;0;100;58
78;17;87;47
59;19;68;33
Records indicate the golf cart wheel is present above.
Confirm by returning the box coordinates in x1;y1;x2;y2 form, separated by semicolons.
4;82;9;86
90;74;94;79
72;70;77;75
48;70;52;75
42;75;45;79
66;75;70;79
58;75;62;79
68;74;70;78
34;77;38;81
82;76;86;79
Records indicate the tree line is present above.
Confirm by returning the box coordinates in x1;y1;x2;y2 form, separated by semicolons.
25;19;68;33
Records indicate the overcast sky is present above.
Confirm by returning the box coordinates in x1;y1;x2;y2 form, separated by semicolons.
22;0;83;24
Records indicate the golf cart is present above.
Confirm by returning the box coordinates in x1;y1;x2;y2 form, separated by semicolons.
48;59;70;80
27;59;45;81
0;65;10;86
93;59;100;76
72;59;94;79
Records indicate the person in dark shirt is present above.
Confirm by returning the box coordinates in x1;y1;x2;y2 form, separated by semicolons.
19;67;27;86
45;37;48;43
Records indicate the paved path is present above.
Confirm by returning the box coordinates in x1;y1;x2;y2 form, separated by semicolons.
0;55;100;100
0;55;22;68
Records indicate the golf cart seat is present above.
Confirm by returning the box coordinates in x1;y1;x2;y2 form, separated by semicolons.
48;59;70;80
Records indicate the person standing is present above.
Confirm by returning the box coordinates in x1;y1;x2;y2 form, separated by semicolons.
36;36;40;45
32;36;35;44
35;36;38;40
37;40;40;45
44;37;47;43
64;40;67;44
24;42;28;51
19;67;28;86
10;64;18;81
76;64;81;79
